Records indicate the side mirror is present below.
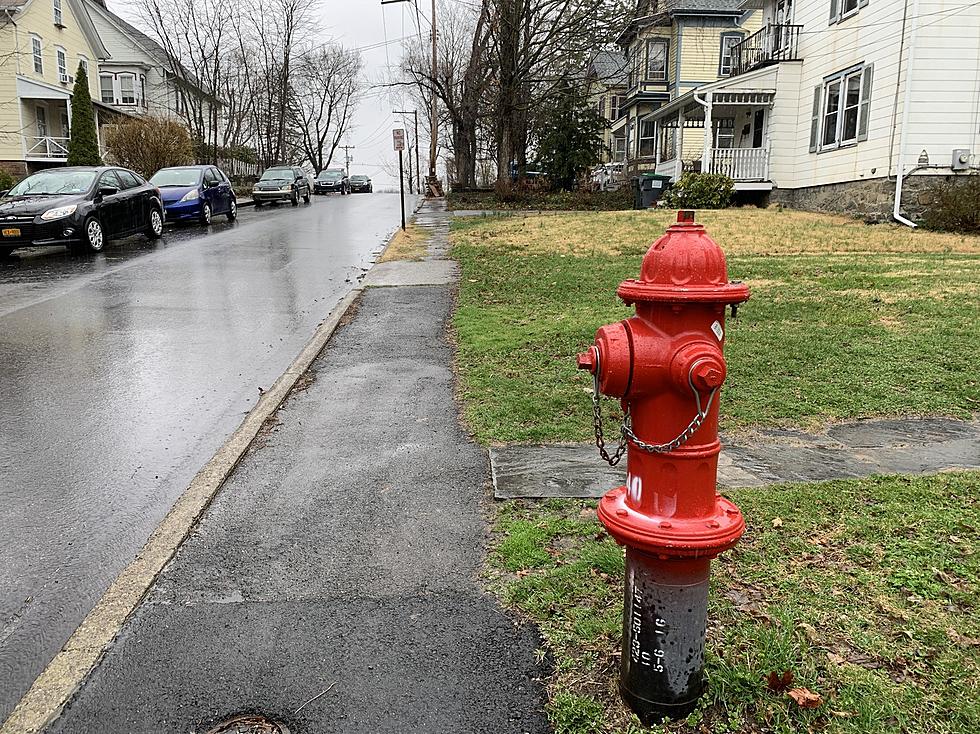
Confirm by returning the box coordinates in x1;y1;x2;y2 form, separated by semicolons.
97;185;118;198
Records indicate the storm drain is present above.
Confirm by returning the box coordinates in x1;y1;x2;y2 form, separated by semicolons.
204;714;291;734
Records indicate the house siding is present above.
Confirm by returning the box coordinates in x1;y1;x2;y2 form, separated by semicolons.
767;0;980;197
0;0;102;168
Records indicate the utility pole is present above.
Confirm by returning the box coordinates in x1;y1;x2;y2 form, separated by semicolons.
381;0;440;195
340;144;355;176
394;109;420;196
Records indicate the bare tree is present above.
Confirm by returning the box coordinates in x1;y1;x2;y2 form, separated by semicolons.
290;45;362;174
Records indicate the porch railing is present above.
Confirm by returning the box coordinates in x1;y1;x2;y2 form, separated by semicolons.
729;23;802;77
708;147;769;181
25;136;70;159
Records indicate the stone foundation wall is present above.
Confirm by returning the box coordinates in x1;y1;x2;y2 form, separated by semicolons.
769;174;974;223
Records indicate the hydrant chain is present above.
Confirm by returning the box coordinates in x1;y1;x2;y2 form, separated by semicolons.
591;350;629;467
622;369;718;454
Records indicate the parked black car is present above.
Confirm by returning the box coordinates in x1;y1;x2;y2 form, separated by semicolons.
0;166;163;256
252;166;312;207
314;168;349;195
349;175;373;193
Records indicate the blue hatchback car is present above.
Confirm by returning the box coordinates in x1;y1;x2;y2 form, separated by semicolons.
149;165;237;225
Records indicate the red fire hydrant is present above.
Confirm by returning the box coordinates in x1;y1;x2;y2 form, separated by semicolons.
576;211;750;724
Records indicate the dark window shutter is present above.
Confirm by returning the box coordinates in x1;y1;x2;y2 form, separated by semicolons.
809;85;822;152
829;0;839;22
858;63;873;141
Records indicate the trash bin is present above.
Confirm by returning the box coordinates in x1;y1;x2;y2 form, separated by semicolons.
634;172;672;209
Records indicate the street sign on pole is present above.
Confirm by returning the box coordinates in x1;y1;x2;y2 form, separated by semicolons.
393;128;406;152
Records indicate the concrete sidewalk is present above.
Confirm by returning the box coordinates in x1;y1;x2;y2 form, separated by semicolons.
49;202;551;733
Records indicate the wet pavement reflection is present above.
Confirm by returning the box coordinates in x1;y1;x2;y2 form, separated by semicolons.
0;193;411;718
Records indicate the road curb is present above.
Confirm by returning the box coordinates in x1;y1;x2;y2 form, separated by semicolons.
0;286;364;734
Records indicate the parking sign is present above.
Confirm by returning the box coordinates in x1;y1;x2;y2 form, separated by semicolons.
392;129;406;151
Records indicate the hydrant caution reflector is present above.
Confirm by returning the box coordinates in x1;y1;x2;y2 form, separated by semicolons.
577;210;750;724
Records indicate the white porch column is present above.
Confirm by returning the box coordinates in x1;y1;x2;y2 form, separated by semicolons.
676;107;685;180
654;119;661;167
702;92;713;173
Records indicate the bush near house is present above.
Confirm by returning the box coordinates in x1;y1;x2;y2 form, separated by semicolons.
921;176;980;233
0;169;16;192
448;186;633;212
104;116;194;178
66;65;102;167
663;172;735;209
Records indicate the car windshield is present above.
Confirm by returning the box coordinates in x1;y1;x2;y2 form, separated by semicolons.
317;170;344;181
260;168;293;181
351;176;368;182
150;168;201;187
7;170;96;196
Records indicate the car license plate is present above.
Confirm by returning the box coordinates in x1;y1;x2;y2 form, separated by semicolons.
2;228;21;237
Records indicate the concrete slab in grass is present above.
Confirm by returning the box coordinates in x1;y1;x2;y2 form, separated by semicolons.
490;418;980;499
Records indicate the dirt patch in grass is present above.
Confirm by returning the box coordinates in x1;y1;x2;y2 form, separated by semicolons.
487;473;980;734
379;222;430;262
452;208;980;257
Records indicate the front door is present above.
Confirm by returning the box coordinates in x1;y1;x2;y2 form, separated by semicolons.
753;109;765;148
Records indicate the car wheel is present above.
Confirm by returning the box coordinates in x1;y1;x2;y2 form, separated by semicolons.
254;200;263;209
227;198;238;221
200;201;212;226
1;247;16;259
146;207;164;239
291;191;299;206
81;216;105;253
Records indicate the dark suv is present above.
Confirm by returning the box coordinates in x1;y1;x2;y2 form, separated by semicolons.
252;166;312;207
349;175;373;193
314;169;349;195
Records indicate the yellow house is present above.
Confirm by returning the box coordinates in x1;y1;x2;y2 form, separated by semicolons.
0;0;109;177
612;0;761;176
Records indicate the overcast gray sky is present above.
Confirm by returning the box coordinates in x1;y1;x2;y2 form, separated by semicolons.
106;0;426;189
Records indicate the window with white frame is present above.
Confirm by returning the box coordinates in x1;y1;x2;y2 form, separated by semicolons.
811;64;874;152
646;39;668;81
719;33;742;76
610;95;622;121
100;75;114;104
53;0;63;26
639;119;657;156
829;0;864;24
660;126;676;161
119;74;136;104
31;36;43;74
56;48;67;79
613;133;626;162
78;56;88;78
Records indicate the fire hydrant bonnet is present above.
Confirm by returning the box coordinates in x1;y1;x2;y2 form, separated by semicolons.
617;212;750;306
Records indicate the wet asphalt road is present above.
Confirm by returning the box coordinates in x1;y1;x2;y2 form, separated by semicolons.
0;193;411;720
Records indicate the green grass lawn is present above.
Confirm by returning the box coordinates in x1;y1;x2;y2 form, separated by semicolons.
451;210;980;443
489;473;980;734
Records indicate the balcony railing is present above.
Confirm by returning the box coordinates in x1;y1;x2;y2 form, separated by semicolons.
708;147;769;181
25;136;70;159
729;23;801;77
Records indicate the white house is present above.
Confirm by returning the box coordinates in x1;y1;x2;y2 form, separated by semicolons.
83;0;215;125
640;0;980;221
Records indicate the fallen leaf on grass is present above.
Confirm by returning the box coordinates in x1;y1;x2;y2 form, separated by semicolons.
946;628;980;647
772;517;784;528
787;687;824;709
826;652;847;666
765;670;795;692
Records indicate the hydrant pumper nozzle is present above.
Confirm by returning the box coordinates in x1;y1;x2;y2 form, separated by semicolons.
577;210;750;724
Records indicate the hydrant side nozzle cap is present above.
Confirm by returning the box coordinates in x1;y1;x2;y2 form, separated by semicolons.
576;350;596;372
